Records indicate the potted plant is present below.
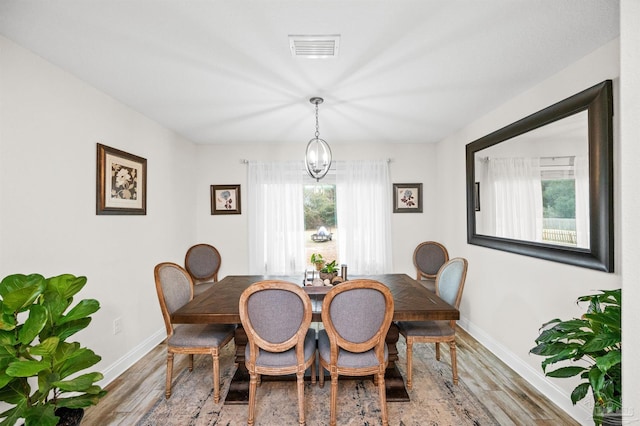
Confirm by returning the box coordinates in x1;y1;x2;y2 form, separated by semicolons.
310;253;325;271
319;260;339;281
530;289;621;425
0;273;107;426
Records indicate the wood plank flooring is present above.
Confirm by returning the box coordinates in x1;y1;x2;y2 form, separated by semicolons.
83;327;578;425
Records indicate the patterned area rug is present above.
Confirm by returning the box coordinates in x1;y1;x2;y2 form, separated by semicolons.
138;338;498;425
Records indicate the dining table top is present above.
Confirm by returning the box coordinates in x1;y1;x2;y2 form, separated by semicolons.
171;273;459;324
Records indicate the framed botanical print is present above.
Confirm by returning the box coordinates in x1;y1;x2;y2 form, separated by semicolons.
96;143;147;215
393;183;423;213
211;184;241;215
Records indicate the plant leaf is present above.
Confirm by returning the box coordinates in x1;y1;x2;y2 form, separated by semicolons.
29;336;59;357
57;299;99;325
52;372;103;392
23;403;58;426
18;304;48;345
582;333;621;352
595;350;621;373
45;274;87;300
545;366;586;378
54;390;107;409
6;360;49;377
570;382;590;404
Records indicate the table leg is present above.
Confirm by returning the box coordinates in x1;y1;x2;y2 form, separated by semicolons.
224;323;410;404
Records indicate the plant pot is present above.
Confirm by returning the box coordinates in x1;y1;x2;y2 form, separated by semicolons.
55;407;84;426
319;272;337;281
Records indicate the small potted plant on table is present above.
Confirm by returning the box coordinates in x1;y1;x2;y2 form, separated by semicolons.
0;273;107;426
310;253;325;271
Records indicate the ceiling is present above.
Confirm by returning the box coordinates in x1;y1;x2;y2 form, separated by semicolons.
0;1;619;146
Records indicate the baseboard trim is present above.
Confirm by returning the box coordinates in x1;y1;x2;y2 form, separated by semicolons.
458;316;593;425
99;328;166;387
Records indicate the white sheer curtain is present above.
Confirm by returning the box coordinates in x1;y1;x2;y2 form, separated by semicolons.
247;161;305;275
574;155;590;248
335;160;392;274
487;157;543;241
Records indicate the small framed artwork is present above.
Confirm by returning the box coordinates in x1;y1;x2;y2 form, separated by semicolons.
474;182;481;211
96;143;147;215
211;184;241;215
393;183;423;213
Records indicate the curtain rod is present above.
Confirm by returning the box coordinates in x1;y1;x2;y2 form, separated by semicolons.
240;159;391;164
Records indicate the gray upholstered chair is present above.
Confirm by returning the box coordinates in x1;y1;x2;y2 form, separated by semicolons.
397;257;468;388
413;241;449;292
184;243;222;296
318;279;394;426
154;262;235;402
239;280;316;426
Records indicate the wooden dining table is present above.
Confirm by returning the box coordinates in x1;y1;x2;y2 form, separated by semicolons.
171;273;459;404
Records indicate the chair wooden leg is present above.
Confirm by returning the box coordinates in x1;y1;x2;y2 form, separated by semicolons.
435;342;441;360
311;354;317;385
406;338;413;390
319;364;325;388
450;340;458;385
296;371;306;425
188;354;194;371
330;372;338;426
377;370;388;426
165;352;174;399
248;372;258;426
212;350;220;403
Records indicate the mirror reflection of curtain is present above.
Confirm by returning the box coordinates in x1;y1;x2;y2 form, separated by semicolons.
486;157;543;242
335;160;392;274
574;155;590;248
247;161;305;275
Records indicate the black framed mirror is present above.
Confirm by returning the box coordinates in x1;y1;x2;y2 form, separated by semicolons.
466;80;613;272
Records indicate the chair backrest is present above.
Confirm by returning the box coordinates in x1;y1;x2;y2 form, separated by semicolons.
185;243;221;283
154;262;194;336
321;280;394;360
413;241;450;280
239;281;312;359
435;257;468;310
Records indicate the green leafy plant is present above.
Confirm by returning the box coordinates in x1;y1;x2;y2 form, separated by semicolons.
310;253;325;271
320;260;338;274
530;289;621;425
0;273;107;426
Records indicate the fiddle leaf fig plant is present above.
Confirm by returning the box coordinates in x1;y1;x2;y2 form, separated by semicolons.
530;289;621;425
0;273;107;426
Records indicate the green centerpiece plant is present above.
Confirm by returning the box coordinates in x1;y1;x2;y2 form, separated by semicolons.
530;289;621;425
0;273;107;426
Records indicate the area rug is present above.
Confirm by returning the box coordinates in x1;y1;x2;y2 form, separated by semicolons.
138;338;498;425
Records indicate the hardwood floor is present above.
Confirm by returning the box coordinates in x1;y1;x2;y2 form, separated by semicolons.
83;327;578;425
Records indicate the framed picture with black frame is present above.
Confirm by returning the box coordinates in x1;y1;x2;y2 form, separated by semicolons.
393;183;423;213
96;143;147;215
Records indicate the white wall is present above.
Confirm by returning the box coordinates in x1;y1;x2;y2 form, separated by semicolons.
436;39;622;423
0;36;197;384
620;0;640;418
193;142;440;277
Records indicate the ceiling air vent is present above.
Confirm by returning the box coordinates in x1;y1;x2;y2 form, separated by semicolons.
288;35;340;58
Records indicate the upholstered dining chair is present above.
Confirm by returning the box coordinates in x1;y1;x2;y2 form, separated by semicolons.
318;280;394;426
239;280;316;426
397;257;468;388
184;243;222;296
413;241;449;292
154;262;235;403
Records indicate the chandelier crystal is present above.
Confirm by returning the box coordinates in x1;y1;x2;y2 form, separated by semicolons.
305;97;332;181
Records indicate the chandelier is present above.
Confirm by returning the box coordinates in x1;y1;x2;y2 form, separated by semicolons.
305;97;332;181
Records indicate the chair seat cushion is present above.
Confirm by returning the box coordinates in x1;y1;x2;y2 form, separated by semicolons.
193;281;215;296
169;323;235;347
246;328;316;368
396;320;455;337
317;329;388;368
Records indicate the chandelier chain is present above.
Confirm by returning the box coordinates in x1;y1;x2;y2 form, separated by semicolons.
315;102;320;139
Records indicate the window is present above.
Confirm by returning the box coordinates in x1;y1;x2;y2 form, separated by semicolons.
304;183;338;267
